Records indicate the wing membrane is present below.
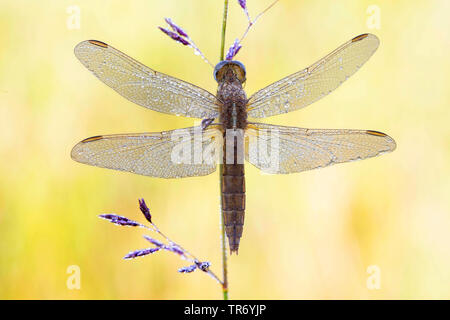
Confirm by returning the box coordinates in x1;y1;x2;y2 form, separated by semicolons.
245;123;396;174
74;40;220;119
71;126;222;178
247;34;379;118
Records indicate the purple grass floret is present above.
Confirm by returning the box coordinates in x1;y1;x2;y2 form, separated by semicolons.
238;0;247;10
139;198;152;223
178;261;211;274
124;247;160;259
159;27;190;46
99;214;141;227
196;261;211;272
201;118;215;130
99;198;223;285
225;39;242;60
238;0;251;22
143;235;163;247
158;18;213;66
165;18;188;38
167;244;184;256
178;264;197;273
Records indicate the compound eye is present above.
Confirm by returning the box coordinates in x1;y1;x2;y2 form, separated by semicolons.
213;61;228;82
230;61;246;83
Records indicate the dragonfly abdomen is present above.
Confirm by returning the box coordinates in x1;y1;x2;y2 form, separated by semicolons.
221;100;247;253
222;163;246;254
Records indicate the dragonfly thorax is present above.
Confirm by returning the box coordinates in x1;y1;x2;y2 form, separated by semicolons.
216;66;248;130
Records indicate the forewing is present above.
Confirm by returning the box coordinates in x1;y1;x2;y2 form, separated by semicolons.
245;123;396;174
74;40;220;119
247;34;379;118
71;126;222;178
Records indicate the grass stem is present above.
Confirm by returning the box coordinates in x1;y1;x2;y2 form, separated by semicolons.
220;0;229;61
219;0;229;300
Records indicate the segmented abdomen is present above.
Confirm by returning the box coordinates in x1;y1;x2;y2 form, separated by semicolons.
222;159;245;254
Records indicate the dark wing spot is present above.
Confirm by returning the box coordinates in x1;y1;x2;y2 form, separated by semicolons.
366;130;387;137
81;135;103;143
88;40;108;48
352;34;369;42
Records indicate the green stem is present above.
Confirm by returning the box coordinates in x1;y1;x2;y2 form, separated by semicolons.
220;0;229;61
220;0;229;300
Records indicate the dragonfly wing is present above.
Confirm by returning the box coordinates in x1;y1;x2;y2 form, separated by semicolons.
74;40;220;119
71;126;223;178
247;34;379;118
245;123;396;174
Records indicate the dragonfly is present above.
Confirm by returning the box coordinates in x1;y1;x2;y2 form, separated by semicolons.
71;33;396;254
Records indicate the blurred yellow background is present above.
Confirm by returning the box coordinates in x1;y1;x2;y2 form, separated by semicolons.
0;0;449;299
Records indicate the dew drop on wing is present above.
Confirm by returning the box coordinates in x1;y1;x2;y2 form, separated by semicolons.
284;100;290;112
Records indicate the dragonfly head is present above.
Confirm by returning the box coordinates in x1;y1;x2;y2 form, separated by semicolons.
214;60;246;84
